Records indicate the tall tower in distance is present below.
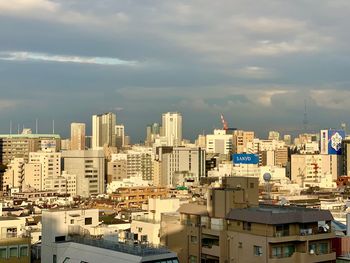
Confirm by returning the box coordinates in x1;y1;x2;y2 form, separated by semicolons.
70;123;86;150
92;112;116;149
162;112;182;146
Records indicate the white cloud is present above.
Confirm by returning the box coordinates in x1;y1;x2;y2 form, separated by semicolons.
0;51;138;66
237;66;273;79
0;99;19;110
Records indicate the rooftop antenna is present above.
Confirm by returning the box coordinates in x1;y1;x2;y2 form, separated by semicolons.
303;99;309;132
17;124;20;134
9;120;12;135
35;118;38;134
52;120;55;134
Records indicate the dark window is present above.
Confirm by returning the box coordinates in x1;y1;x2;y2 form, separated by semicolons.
85;217;92;225
55;236;66;242
243;222;251;231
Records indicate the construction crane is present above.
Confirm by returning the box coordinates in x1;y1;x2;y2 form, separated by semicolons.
220;114;228;131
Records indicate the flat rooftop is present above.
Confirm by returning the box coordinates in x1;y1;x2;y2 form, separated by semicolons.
226;205;333;224
66;236;172;257
0;216;20;221
0;134;60;139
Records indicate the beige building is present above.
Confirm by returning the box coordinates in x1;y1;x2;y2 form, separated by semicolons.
70;123;86;150
160;176;336;263
23;163;41;190
107;158;128;183
162;112;182;146
0;216;30;263
28;151;61;190
0;134;60;165
44;171;77;196
291;154;340;187
62;149;105;197
233;130;254;154
2;158;25;191
92;112;116;149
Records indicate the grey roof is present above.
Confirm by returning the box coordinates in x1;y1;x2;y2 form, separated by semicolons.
226;205;333;224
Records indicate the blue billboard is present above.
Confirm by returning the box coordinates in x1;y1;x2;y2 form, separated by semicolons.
328;129;345;155
232;154;259;164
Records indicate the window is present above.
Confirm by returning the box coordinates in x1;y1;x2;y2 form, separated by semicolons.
283;245;295;257
318;243;328;254
190;235;197;243
272;247;282;258
55;236;66;242
53;254;57;263
189;255;197;263
250;183;254;188
0;247;6;259
19;246;28;257
70;219;74;224
9;247;18;257
238;242;242;248
309;243;316;254
85;217;92;225
243;222;251;231
254;245;262;256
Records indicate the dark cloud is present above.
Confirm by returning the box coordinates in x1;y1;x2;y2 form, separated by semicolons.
0;0;350;141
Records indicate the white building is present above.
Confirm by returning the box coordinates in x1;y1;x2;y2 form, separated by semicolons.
92;112;116;149
161;112;182;146
70;123;86;150
206;129;232;155
131;198;181;245
291;154;340;188
41;208;179;263
156;146;206;187
62;150;105;197
44;171;77;196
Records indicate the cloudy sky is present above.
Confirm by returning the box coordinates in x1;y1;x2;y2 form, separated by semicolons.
1;0;350;141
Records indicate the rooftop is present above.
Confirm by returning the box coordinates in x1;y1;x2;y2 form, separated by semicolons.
66;236;171;257
0;134;60;139
226;205;333;224
0;216;20;221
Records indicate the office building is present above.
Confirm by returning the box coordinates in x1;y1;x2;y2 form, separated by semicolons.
206;129;233;155
115;124;125;148
70;123;86;150
92;112;116;148
161;112;182;146
62;150;105;197
156;146;206;187
0;134;60;165
233;130;254;154
268;130;280;141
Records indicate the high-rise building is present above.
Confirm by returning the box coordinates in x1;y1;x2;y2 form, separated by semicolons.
115;124;125;148
268;130;280;141
70;123;86;150
145;123;160;146
206;129;233;155
161;112;182;146
62;149;105;197
92;112;116;149
233;130;254;154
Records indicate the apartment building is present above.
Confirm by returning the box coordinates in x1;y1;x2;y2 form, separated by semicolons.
160;176;336;263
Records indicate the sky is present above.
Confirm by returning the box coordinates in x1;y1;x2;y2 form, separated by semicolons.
1;0;350;142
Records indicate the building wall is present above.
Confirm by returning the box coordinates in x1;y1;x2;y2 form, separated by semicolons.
162;112;182;146
62;150;105;197
70;123;86;150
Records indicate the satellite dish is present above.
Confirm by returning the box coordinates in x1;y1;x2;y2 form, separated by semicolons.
263;173;272;182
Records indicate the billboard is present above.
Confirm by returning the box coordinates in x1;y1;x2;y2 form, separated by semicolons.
232;154;259;164
328;129;345;155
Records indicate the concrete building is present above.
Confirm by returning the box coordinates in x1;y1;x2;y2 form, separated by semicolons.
107;158;128;183
115;124;125;148
291;154;340;188
28;151;61;190
70;123;86;150
206;129;233;155
342;138;350;175
131;198;181;245
160;176;336;263
62;150;105;197
41;208;178;263
233;130;254;154
2;158;25;191
162;112;182;146
268;130;280;141
0;134;60;165
156;146;206;187
44;171;77;196
145;123;161;146
92;112;116;149
23;163;41;190
0;216;30;263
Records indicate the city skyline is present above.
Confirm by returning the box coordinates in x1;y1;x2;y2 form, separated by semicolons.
1;1;350;141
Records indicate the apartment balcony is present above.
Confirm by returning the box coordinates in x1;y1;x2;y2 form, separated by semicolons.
201;244;220;258
269;231;334;243
269;251;336;263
